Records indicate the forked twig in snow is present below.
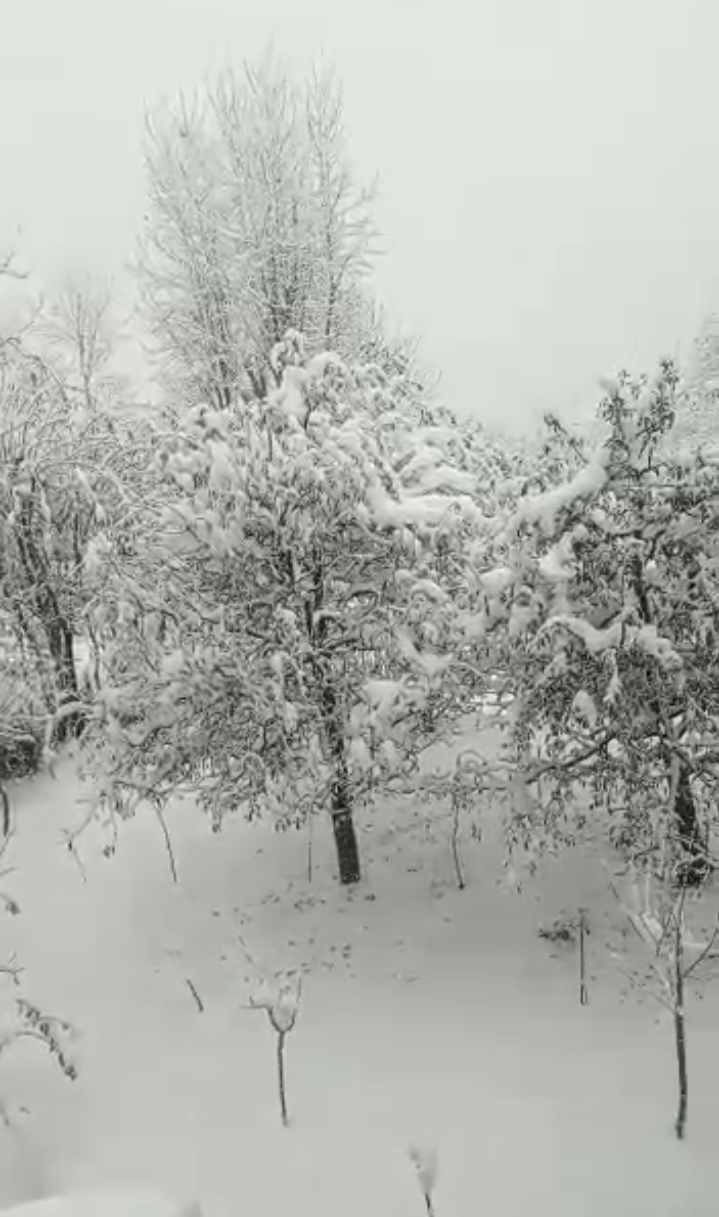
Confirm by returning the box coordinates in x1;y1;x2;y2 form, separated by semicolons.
242;976;302;1127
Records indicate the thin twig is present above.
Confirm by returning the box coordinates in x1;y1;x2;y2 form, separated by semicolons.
64;836;88;883
684;913;719;980
608;879;674;998
155;804;178;883
185;977;204;1013
0;785;9;838
276;1029;288;1126
450;786;466;891
578;908;588;1006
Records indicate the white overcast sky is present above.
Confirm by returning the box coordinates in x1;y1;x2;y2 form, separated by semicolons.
2;0;719;431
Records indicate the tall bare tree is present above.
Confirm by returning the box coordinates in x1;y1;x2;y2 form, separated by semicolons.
137;53;382;411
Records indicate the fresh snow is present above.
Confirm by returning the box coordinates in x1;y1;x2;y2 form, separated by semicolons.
513;454;608;535
0;1193;201;1217
0;737;718;1217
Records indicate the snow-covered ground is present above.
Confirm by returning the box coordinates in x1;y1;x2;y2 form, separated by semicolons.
1;732;719;1217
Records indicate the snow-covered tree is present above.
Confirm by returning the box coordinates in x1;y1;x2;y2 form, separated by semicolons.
469;360;719;883
137;54;388;413
80;339;480;883
673;312;719;454
39;278;125;417
0;318;154;744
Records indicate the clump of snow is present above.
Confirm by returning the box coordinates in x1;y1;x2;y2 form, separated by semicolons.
634;624;683;669
480;566;513;596
408;1143;439;1200
513;453;608;536
538;535;576;583
572;689;598;728
544;613;623;654
249;977;301;1034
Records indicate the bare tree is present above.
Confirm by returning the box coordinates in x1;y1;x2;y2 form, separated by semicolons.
610;858;719;1141
40;277;121;415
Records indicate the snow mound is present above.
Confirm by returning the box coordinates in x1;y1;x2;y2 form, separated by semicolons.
0;1192;202;1217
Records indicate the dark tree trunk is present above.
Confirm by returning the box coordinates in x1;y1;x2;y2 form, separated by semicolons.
674;766;710;888
46;618;85;742
323;682;361;885
305;555;361;887
331;802;361;887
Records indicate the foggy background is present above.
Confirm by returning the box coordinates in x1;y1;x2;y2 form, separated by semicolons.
1;0;718;431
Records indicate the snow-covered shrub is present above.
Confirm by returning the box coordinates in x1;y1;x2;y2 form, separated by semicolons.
0;692;44;783
468;361;719;883
0;628;46;782
0;329;143;746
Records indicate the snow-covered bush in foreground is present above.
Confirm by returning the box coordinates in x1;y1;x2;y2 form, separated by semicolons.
80;338;482;883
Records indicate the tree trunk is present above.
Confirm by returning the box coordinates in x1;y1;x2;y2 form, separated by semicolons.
306;562;361;886
15;487;86;743
331;806;361;886
325;695;360;885
674;765;709;888
46;618;85;742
